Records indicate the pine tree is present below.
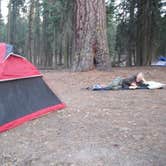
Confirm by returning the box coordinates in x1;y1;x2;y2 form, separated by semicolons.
72;0;111;71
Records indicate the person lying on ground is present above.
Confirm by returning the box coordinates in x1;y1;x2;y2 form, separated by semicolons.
121;72;146;89
91;72;148;90
90;72;166;90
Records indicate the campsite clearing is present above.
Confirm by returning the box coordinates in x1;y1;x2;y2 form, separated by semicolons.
0;67;166;166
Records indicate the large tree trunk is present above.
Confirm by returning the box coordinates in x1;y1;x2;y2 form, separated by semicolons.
127;0;136;66
42;1;49;67
27;0;35;62
72;0;111;71
7;0;17;46
136;0;160;66
33;0;41;66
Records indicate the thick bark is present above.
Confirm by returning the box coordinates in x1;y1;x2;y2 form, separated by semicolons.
136;0;160;66
72;0;111;71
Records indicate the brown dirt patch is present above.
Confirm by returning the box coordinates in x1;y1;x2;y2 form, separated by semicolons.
0;67;166;166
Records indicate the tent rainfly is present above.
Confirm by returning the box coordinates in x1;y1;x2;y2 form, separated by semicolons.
0;43;65;133
152;56;166;66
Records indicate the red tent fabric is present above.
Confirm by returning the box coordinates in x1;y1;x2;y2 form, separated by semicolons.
0;42;41;81
0;43;65;133
0;54;42;81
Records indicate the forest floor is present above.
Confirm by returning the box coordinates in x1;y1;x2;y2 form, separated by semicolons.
0;67;166;166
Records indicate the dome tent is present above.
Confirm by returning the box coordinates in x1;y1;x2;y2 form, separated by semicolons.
0;43;65;133
152;56;166;66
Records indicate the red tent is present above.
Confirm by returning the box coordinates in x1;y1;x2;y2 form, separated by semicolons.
0;43;65;133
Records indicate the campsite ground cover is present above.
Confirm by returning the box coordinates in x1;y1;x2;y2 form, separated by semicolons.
0;67;166;166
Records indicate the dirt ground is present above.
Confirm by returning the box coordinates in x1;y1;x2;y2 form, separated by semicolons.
0;67;166;166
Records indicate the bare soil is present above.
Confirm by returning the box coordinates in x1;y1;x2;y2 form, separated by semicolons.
0;67;166;166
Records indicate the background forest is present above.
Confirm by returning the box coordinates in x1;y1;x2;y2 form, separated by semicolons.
0;0;165;70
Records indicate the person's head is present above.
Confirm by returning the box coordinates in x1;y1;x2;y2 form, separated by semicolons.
136;72;145;83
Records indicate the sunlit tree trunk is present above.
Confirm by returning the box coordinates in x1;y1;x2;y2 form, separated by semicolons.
72;0;111;71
